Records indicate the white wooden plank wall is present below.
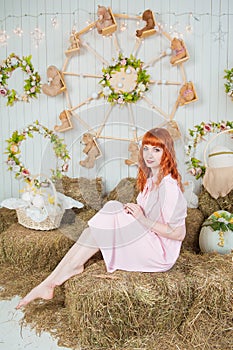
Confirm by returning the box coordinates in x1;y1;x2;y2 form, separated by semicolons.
0;0;233;201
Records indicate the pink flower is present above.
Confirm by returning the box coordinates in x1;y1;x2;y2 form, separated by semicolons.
26;65;31;74
120;59;127;66
189;168;196;176
220;123;226;130
30;86;36;93
196;167;203;175
7;159;16;166
203;124;211;132
62;163;69;172
117;97;124;104
0;88;7;96
22;169;30;176
105;73;110;80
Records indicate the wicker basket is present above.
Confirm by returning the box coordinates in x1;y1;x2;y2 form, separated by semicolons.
16;175;64;231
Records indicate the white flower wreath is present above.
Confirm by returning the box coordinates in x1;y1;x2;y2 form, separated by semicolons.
0;53;41;106
5;120;70;183
99;54;150;105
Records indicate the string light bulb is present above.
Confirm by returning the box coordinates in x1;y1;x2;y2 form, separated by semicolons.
120;22;127;32
51;15;58;27
31;27;45;47
13;27;23;37
0;30;9;45
86;19;94;31
186;13;193;33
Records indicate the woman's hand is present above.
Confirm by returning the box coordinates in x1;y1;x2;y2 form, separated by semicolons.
124;203;145;220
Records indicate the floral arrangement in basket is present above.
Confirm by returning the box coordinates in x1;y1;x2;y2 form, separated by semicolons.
224;68;233;100
18;177;64;227
202;211;233;247
185;120;233;179
5;120;70;184
99;53;150;104
0;175;84;230
0;53;41;106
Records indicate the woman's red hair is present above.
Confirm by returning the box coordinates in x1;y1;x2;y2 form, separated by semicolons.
137;128;184;192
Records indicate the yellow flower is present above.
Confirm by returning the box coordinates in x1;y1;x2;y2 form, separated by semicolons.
230;218;233;224
48;194;55;205
213;212;221;218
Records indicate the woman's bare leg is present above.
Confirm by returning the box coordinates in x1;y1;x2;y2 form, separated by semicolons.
16;228;99;309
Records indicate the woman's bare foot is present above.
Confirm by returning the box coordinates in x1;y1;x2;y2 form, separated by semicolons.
16;282;55;309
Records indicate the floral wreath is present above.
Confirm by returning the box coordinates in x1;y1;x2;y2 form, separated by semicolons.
224;68;233;100
5;120;70;183
99;54;150;104
0;53;41;106
185;120;233;179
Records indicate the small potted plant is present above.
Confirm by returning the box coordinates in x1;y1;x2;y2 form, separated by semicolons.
199;210;233;254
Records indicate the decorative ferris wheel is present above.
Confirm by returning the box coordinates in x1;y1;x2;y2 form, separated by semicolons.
41;6;198;168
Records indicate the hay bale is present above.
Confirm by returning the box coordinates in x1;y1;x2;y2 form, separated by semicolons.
56;176;103;210
198;187;220;218
0;208;18;264
121;331;196;350
0;207;17;233
217;189;233;213
182;208;204;253
60;208;97;242
64;259;193;349
104;177;139;204
0;223;73;272
0;207;97;271
0;238;4;264
1;251;231;350
198;187;233;218
0;264;51;301
180;252;233;350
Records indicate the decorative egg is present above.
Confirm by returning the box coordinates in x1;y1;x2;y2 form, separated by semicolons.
199;210;233;254
208;146;233;168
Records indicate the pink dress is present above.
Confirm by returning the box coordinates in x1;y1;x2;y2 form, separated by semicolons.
88;174;187;273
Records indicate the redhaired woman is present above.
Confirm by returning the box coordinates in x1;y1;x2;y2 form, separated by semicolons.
17;128;187;309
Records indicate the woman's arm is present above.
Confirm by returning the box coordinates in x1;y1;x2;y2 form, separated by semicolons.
137;214;185;241
124;202;185;241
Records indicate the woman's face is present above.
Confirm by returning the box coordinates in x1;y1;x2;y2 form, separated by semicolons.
142;144;163;171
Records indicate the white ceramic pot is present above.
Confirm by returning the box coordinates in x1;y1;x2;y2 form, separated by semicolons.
199;225;233;254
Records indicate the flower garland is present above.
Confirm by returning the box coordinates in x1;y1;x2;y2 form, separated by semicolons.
224;68;233;100
202;211;233;247
5;120;70;183
0;53;41;106
99;54;150;105
185;120;233;179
